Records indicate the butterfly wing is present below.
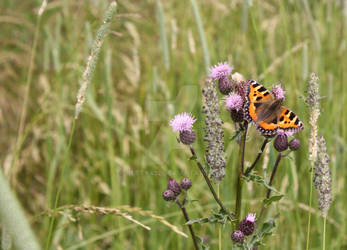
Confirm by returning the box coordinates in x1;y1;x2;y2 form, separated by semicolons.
244;80;304;135
244;80;279;135
277;106;304;133
256;121;278;135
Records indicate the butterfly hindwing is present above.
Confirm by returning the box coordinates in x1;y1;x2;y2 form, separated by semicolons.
278;106;304;133
256;121;278;136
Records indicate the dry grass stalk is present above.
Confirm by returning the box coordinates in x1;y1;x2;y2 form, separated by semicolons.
118;205;188;238
45;205;151;231
74;1;118;119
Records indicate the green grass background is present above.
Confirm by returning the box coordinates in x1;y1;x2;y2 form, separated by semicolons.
0;0;346;249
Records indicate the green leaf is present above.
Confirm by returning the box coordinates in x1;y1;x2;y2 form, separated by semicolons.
263;195;284;206
258;216;277;237
189;155;197;161
242;173;280;194
248;215;278;248
230;130;242;141
186;217;209;225
198;236;210;250
186;209;235;226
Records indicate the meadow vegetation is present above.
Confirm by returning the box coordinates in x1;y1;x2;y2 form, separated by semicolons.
0;0;346;249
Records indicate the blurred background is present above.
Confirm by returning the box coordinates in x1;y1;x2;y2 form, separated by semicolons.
0;0;346;249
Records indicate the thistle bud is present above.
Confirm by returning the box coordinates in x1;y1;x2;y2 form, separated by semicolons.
167;179;181;196
289;138;301;151
231;230;245;243
162;189;175;201
274;134;288;152
218;77;233;95
180;178;192;190
238;213;256;236
179;130;196;145
230;109;244;123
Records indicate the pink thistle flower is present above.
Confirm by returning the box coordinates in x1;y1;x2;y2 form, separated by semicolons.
225;93;243;111
277;129;294;137
209;62;233;80
272;84;286;100
169;113;196;132
245;213;256;223
238;213;256;235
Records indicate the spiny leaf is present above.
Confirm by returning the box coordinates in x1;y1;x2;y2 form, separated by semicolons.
248;215;278;248
263;195;284;206
230;129;242;141
186;217;209;225
189;155;197;161
242;173;280;194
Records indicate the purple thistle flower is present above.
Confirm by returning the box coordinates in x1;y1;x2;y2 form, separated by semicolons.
277;129;293;137
169;113;196;132
271;84;286;100
209;62;233;80
245;213;256;223
225;93;243;111
238;213;256;236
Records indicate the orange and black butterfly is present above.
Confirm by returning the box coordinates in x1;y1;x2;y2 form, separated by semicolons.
244;80;304;135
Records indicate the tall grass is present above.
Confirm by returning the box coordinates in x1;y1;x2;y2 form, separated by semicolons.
0;0;346;249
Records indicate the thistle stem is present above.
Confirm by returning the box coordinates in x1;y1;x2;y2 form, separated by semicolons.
244;138;269;175
259;152;282;220
266;153;282;198
176;199;199;250
189;145;228;213
235;122;248;223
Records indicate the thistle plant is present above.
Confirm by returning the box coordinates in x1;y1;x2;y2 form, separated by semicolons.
163;62;305;249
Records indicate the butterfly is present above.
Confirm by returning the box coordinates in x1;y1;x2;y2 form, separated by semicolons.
244;80;304;136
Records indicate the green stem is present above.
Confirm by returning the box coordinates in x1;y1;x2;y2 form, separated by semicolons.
259;153;282;221
244;138;269;175
235;122;248;223
323;217;327;250
306;165;314;250
45;120;76;249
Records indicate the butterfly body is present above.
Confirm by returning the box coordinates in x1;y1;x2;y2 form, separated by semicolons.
244;80;303;135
